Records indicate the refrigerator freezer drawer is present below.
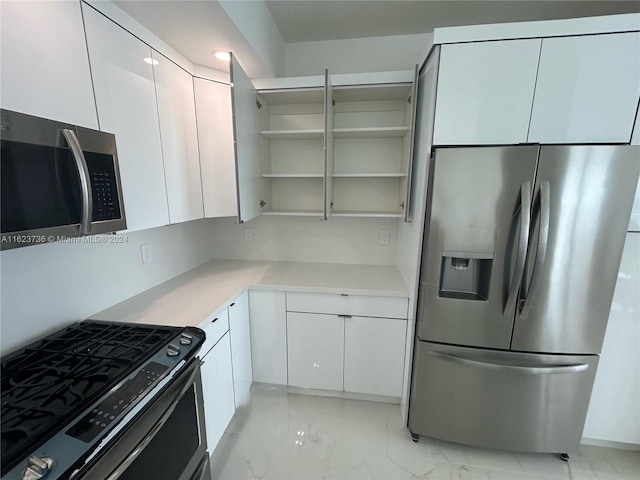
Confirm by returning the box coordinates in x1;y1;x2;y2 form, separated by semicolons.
408;342;598;453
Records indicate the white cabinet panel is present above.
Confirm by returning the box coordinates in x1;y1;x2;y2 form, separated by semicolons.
198;309;229;359
583;233;640;444
228;292;252;407
344;317;407;397
631;105;640;146
200;333;235;453
287;312;344;391
83;5;169;232
248;290;287;385
0;0;98;128
152;50;204;224
286;292;408;319
230;53;263;223
529;32;640;144
433;39;540;145
194;78;237;218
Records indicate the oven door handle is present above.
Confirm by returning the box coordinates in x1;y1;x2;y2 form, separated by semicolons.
105;362;202;480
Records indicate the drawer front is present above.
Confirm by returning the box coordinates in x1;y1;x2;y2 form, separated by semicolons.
198;308;230;358
286;292;408;319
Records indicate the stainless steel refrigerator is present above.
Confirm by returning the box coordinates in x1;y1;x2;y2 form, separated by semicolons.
408;145;639;454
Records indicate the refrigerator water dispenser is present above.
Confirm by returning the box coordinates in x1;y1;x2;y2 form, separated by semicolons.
439;251;493;301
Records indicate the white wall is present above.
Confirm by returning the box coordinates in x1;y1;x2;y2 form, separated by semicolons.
209;216;399;265
0;220;216;354
285;33;433;76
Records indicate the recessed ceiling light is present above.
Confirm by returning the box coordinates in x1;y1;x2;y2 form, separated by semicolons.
212;50;231;62
143;57;159;65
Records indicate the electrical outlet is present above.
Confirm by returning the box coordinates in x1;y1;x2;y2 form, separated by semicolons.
379;230;390;245
140;243;152;264
243;228;253;242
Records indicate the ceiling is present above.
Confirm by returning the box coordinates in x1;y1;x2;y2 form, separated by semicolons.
114;0;639;74
266;1;640;42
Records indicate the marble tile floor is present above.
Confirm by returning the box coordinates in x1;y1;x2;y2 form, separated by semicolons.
210;385;639;480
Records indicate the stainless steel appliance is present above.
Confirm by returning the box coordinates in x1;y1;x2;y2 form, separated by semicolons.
408;145;639;455
1;109;126;250
1;320;210;480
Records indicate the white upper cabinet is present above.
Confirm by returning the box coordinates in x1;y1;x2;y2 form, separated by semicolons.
194;78;238;218
528;32;640;144
152;50;203;224
230;54;263;223
433;39;541;145
0;0;97;128
83;5;170;231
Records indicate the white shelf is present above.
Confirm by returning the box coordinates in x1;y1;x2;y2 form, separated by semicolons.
332;127;409;138
262;174;324;178
332;173;406;178
330;210;404;218
262;209;324;217
259;129;324;140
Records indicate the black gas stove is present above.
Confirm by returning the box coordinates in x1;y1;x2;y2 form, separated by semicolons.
1;320;206;480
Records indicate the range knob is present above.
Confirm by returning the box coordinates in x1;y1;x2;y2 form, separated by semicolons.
179;333;193;345
166;343;180;357
23;456;55;480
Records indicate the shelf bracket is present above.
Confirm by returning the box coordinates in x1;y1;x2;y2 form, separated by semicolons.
400;201;405;210
256;98;263;110
260;200;266;207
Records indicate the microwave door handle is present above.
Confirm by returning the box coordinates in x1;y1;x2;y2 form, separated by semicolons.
61;129;92;235
504;181;531;317
519;181;550;320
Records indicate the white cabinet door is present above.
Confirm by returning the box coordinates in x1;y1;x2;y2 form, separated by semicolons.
0;0;98;128
200;332;235;453
152;50;203;224
194;78;238;218
248;290;287;385
344;316;407;397
433;39;540;145
630;101;640;146
228;292;252;407
583;234;640;444
82;5;169;232
230;53;262;223
287;312;343;391
529;32;640;144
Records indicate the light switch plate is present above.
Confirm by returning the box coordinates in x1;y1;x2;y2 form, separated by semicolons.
140;243;152;264
379;230;390;245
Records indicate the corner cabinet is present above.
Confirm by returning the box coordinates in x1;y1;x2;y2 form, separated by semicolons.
231;63;419;221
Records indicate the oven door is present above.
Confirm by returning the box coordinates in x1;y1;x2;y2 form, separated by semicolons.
77;360;210;480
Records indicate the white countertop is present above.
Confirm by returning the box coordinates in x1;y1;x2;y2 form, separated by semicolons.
90;260;409;328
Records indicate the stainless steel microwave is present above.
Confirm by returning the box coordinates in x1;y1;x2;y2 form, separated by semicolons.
1;109;127;250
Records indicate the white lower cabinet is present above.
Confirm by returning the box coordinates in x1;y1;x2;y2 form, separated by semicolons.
228;292;252;407
200;332;235;453
287;312;344;391
344;316;407;397
248;290;287;385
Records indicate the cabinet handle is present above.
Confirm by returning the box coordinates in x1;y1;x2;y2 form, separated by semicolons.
229;303;236;307
211;317;218;323
338;315;352;319
340;294;349;297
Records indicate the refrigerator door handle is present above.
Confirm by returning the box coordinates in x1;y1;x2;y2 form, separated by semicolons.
503;181;531;317
428;351;589;374
520;181;551;319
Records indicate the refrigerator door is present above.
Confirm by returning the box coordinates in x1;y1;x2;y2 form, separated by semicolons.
408;341;598;453
511;145;640;354
417;146;539;349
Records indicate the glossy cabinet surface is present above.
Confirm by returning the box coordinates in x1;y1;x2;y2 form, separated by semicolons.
0;1;98;128
83;5;169;231
248;290;287;385
152;51;204;224
194;78;238;218
228;292;252;407
198;309;230;359
343;316;407;397
433;39;540;145
287;312;344;391
200;332;235;453
528;32;640;144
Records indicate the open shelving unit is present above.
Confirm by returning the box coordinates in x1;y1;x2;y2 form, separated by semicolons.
256;87;326;217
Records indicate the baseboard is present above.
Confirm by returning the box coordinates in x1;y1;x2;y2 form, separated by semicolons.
581;437;640;451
